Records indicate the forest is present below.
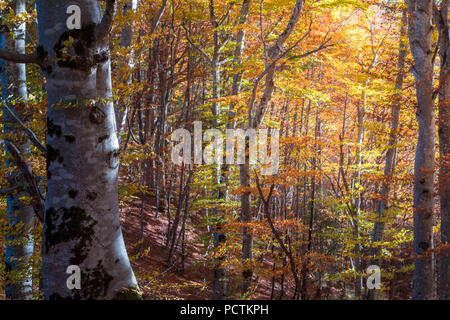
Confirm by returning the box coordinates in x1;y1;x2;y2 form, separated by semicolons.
0;0;448;301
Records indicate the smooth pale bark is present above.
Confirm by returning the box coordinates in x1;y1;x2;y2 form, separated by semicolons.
35;0;138;299
367;9;407;300
435;0;450;300
120;0;137;68
1;0;34;299
116;0;138;138
408;0;436;300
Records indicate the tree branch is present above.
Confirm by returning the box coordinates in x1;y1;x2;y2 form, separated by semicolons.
181;24;213;66
270;0;305;58
5;141;44;222
254;171;301;291
97;0;117;41
287;41;333;61
0;185;20;195
0;48;39;65
150;0;168;36
3;104;47;154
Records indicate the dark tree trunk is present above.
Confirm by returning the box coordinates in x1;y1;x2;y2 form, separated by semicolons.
408;0;436;300
435;0;450;300
367;8;407;300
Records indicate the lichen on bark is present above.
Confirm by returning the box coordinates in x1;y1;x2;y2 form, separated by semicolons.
112;285;142;300
53;23;109;73
44;206;97;265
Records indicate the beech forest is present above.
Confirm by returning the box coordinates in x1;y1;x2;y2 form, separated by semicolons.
0;0;449;301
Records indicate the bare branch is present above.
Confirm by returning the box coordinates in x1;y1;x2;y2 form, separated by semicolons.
181;24;213;66
259;0;268;68
97;0;117;41
0;48;39;65
3;104;47;154
254;171;300;289
150;0;169;36
270;0;305;58
209;0;219;29
247;31;322;123
288;40;333;61
5;141;44;222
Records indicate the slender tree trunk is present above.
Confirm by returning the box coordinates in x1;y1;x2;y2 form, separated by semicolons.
205;0;228;300
232;0;253;297
338;93;347;188
435;0;450;300
1;0;34;299
408;0;436;300
301;111;319;300
367;8;407;300
116;0;137;139
36;0;138;299
241;160;252;294
353;93;365;299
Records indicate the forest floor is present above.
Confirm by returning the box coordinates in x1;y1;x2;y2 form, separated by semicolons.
120;196;213;299
120;196;299;300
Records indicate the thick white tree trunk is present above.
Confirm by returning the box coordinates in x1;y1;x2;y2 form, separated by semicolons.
35;0;138;299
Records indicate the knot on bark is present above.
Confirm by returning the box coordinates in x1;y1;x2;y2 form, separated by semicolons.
418;241;429;251
89;106;106;125
107;149;120;169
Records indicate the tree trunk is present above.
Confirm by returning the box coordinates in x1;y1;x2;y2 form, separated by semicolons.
435;0;450;300
367;8;407;300
408;0;436;300
241;160;252;294
1;0;34;299
36;0;138;299
230;0;253;297
301;111;319;300
116;0;138;139
353;95;365;299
